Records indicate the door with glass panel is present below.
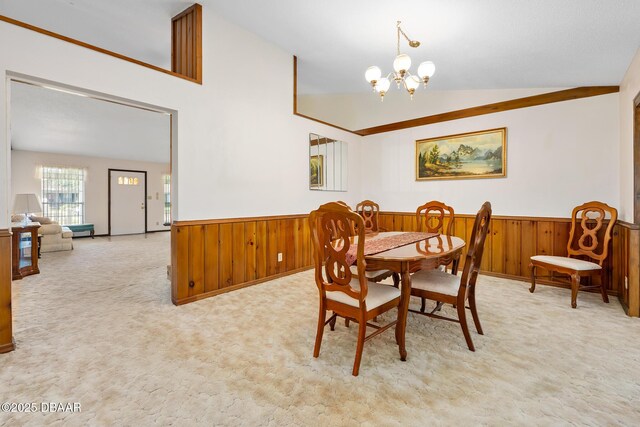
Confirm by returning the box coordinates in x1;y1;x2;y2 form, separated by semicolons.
109;169;146;235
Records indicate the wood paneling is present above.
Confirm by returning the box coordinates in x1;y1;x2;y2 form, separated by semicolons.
0;230;14;353
613;223;640;317
379;212;634;305
171;215;314;305
0;14;201;84
171;213;640;317
171;4;203;83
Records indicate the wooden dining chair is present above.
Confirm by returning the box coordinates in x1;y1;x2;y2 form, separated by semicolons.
415;200;456;312
409;201;492;351
529;201;617;309
354;200;400;286
310;202;401;376
416;200;455;235
355;199;382;233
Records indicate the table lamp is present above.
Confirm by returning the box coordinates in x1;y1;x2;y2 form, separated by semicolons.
13;193;43;224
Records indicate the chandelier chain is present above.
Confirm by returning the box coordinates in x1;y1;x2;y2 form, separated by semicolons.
396;21;413;54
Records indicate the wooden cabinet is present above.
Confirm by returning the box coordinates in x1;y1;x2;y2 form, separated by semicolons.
11;223;40;280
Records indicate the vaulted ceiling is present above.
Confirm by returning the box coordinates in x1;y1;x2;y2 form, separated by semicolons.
1;0;639;95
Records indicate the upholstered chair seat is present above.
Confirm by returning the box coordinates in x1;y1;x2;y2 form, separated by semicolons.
327;279;401;308
410;269;460;297
530;255;600;271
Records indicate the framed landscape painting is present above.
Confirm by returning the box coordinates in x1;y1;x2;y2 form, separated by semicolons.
416;127;506;180
309;155;324;187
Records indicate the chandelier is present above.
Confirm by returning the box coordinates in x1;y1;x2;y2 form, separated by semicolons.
365;21;436;101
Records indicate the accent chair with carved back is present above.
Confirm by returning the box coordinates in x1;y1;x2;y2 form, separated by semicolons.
529;201;618;309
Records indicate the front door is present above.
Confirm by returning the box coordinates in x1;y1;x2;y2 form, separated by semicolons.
109;169;146;235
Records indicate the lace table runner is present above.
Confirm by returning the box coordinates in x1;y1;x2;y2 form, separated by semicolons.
345;232;438;266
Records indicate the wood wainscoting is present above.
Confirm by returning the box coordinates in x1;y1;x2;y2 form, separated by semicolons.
171;215;313;305
0;229;14;353
171;213;640;316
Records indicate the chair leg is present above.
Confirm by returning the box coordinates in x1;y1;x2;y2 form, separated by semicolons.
352;314;367;376
529;263;536;293
392;273;400;288
345;318;350;328
457;302;475;351
329;312;337;331
420;297;426;313
468;291;483;335
570;273;580;309
313;304;326;358
600;269;609;304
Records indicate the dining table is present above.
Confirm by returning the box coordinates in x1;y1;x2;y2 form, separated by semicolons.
362;232;466;361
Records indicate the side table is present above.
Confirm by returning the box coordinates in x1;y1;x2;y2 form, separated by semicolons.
11;222;41;280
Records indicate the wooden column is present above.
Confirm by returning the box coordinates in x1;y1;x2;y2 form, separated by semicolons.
628;227;640;316
171;4;202;83
0;229;14;353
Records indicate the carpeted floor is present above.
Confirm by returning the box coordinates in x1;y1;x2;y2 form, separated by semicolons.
1;232;639;426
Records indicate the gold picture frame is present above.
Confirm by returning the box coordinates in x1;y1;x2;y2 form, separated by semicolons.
416;127;507;181
310;155;324;187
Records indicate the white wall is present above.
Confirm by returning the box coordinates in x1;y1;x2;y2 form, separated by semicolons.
360;93;620;217
298;88;563;131
0;8;363;228
619;47;640;223
11;150;170;234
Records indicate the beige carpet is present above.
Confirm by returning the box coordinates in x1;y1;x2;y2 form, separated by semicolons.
1;232;639;426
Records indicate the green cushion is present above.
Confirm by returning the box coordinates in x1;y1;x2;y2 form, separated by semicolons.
66;224;94;232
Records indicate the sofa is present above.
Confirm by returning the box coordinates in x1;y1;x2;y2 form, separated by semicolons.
13;215;74;253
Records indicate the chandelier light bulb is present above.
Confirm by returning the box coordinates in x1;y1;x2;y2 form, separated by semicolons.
405;75;420;91
375;77;391;93
365;66;382;84
375;77;390;101
418;61;436;78
393;53;412;75
405;75;420;99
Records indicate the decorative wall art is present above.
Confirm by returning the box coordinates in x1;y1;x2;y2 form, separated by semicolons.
416;128;506;180
309;155;324;187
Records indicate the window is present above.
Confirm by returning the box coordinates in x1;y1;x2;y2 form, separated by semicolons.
41;166;86;225
163;174;171;226
117;176;139;185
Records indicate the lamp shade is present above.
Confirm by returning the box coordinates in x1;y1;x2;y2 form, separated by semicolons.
13;193;43;215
